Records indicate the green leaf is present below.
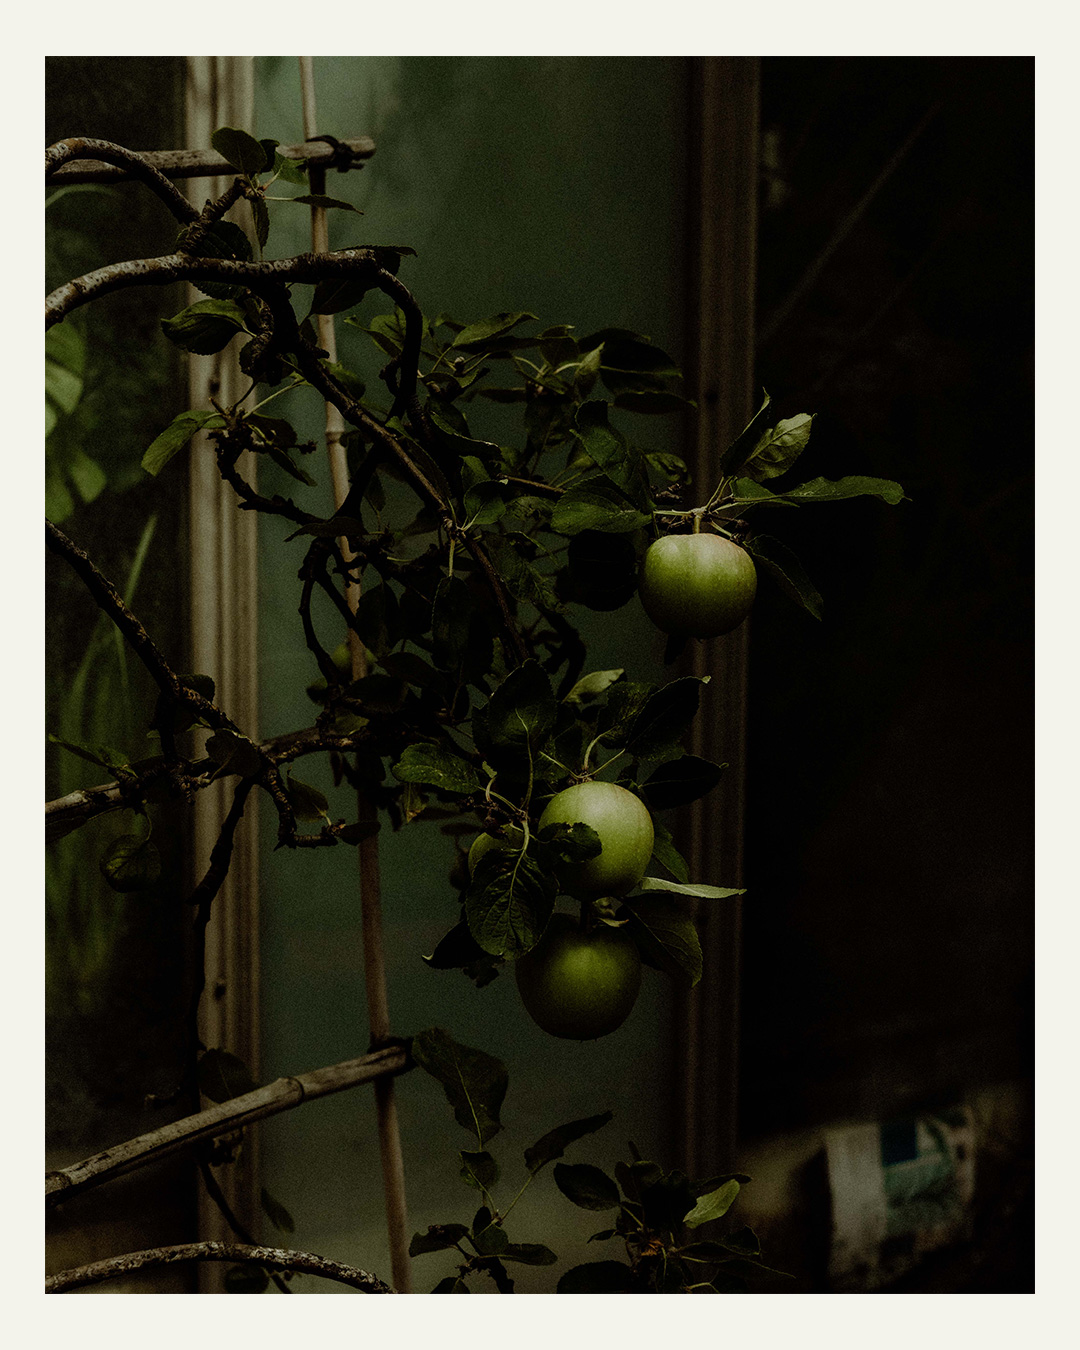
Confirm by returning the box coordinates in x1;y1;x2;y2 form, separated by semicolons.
646;449;691;484
452;311;538;349
259;1187;295;1235
409;1223;469;1256
720;1225;761;1256
288;192;364;215
536;821;602;864
161;299;249;354
465;849;557;958
597;679;657;746
501;1243;558;1266
557;1261;635;1293
482;660;557;761
45;336;84;417
310;278;373;316
554;1162;621;1211
411;1027;508;1147
422;920;490;972
775;474;906;505
150;672;218;735
460;1149;499;1192
284;773;329;822
637;877;745;901
717;389;772;477
570;401;649;507
648;820;689;884
623;676;709;760
471;1215;508;1255
66;447;107;504
206;729;262;778
47;733;131;775
211;125;271;176
677;1240;733;1263
431;1276;471;1293
272;150;308;184
715;1255;793;1280
593;333;684;400
564;669;625;706
353;581;399;661
524;1110;614;1173
45;320;85;379
642;755;725;809
638;1167;695;1230
550;478;652;536
224;1263;269;1293
622;897;702;987
250;194;269;250
142;410;226;476
392;742;482;796
265;443;316;486
99;832;160;892
745;534;823;620
482;533;559;610
198;1048;259;1103
743;413;815;481
180;218;253;300
683;1178;741;1227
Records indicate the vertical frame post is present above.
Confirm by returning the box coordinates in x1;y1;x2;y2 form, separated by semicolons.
184;55;262;1288
676;56;760;1179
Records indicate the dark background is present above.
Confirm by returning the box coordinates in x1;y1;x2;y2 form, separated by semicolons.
739;56;1033;1288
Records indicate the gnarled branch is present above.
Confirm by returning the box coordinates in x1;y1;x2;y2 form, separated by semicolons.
47;135;375;184
46;1241;392;1293
46;137;200;223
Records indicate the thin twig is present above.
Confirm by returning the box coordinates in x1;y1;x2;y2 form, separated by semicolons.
46;519;232;734
45;1241;392;1294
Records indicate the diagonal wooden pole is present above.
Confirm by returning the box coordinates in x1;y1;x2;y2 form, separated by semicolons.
297;55;411;1293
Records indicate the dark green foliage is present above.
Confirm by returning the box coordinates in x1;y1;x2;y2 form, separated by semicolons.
46;132;905;1294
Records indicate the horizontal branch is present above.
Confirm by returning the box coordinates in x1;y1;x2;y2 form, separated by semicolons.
46;1241;392;1294
45;722;379;842
45;248;385;331
47;135;376;185
45;1043;410;1210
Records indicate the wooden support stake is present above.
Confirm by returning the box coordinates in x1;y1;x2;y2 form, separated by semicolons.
298;55;412;1295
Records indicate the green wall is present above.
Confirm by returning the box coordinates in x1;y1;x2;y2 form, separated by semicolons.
251;56;690;1291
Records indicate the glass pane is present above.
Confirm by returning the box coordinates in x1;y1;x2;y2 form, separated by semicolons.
46;56;197;1292
250;56;689;1292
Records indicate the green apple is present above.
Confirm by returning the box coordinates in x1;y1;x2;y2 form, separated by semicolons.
539;781;654;898
515;912;643;1040
639;531;757;638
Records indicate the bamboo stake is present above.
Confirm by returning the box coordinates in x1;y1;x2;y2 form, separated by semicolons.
45;1045;409;1208
297;55;412;1294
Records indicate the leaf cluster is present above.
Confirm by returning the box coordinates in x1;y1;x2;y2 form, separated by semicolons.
554;1143;789;1293
409;1027;613;1291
